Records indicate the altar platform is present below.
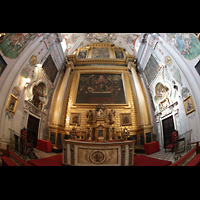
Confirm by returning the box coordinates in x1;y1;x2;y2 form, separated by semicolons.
62;139;135;166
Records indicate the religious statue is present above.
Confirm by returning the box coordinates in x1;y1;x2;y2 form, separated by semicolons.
108;109;115;124
86;110;93;124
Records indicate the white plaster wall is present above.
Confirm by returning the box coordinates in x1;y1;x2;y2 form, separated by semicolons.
138;33;200;144
0;33;65;140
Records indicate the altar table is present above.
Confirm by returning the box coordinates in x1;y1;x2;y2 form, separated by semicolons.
36;139;52;152
63;140;135;166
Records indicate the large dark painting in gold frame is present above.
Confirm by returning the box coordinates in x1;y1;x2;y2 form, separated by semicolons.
75;73;126;104
143;54;160;85
42;54;58;83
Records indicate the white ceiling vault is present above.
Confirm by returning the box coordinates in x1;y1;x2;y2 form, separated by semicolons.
60;33;141;56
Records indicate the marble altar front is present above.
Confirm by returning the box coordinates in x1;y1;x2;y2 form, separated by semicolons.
63;139;135;166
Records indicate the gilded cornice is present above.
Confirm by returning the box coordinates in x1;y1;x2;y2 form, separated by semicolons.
66;55;135;66
88;42;114;47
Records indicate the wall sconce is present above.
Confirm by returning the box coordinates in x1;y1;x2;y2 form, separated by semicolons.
0;33;6;37
0;33;6;42
24;78;31;88
36;63;42;68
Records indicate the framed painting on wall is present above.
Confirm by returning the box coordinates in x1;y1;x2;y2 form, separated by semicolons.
78;50;87;59
42;54;58;83
183;95;195;115
115;50;124;59
92;48;110;58
0;54;7;77
75;73;126;104
143;54;160;85
6;94;18;114
195;59;200;76
120;113;132;126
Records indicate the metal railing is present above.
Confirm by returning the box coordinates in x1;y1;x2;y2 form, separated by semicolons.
174;129;192;160
9;129;37;160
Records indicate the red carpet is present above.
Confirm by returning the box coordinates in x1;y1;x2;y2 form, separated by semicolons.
27;154;172;166
134;155;172;166
28;154;63;166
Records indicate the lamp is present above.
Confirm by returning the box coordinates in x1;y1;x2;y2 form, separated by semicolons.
24;78;31;88
0;33;6;38
36;63;42;68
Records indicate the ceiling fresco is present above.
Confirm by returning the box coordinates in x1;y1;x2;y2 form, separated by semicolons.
61;33;141;56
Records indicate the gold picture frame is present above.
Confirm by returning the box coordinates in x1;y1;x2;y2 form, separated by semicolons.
120;113;132;126
70;113;81;126
6;94;18;114
75;72;127;105
77;48;89;59
183;94;195;115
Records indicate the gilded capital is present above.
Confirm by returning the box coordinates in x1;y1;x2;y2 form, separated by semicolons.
65;61;74;72
128;61;137;71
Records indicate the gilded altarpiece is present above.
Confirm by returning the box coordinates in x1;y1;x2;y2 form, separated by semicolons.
49;43;153;151
65;69;137;130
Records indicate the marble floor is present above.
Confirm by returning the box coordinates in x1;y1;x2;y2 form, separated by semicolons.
33;148;61;159
144;144;196;165
146;148;175;163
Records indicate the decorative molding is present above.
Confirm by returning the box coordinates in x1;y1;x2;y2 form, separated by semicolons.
24;100;47;118
66;55;135;66
155;101;178;118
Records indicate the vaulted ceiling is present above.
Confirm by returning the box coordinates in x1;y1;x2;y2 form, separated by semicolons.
60;33;141;56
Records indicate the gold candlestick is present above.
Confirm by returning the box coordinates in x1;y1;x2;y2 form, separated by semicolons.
109;127;113;141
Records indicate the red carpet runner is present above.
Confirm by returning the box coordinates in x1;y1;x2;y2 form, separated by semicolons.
27;154;172;166
134;155;172;166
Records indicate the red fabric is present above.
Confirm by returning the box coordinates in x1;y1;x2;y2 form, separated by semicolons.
172;131;177;142
21;129;27;139
166;131;177;149
21;129;31;148
9;150;30;166
36;139;52;152
2;156;18;166
28;154;62;166
166;144;173;149
134;155;172;166
186;153;200;166
26;142;31;148
171;146;197;166
144;141;160;155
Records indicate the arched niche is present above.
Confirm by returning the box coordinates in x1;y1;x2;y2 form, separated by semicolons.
32;82;47;110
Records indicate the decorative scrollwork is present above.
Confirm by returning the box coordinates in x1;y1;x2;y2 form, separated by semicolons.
90;150;105;164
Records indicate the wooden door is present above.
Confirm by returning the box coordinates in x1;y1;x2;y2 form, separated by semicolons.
162;116;175;148
27;114;40;147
